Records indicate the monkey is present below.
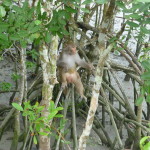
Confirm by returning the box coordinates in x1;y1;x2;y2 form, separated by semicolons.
57;42;94;100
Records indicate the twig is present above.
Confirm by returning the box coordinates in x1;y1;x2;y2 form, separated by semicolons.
71;85;78;149
11;47;26;150
79;109;113;147
99;96;150;134
101;87;123;149
22;125;32;150
0;108;15;139
0;90;19;94
102;81;125;106
55;86;63;108
55;89;71;150
106;62;136;120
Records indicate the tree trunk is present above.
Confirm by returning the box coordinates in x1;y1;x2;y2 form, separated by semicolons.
39;37;58;150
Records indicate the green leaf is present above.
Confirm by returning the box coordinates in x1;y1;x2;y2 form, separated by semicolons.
109;36;118;42
49;101;55;112
11;73;20;81
33;136;37;144
31;33;40;39
47;111;58;120
3;0;12;6
49;26;60;32
18;30;29;37
55;107;63;111
141;27;150;34
66;7;77;13
0;23;9;31
8;13;15;24
58;18;66;25
115;1;126;9
30;26;40;33
136;0;150;2
0;34;8;41
61;29;69;36
55;114;63;118
22;1;29;11
39;132;48;136
140;136;150;145
30;126;34;132
95;0;108;4
141;72;150;80
45;32;51;43
36;117;45;121
0;82;12;91
9;34;20;41
141;60;150;71
64;12;71;20
12;5;22;13
35;124;41;132
126;21;139;27
114;50;120;55
140;136;150;150
131;3;141;11
20;40;27;48
26;61;36;68
143;142;150;150
135;96;144;105
24;101;32;110
34;20;42;25
142;18;150;24
12;103;23;111
117;47;124;51
146;95;150;103
126;14;141;19
82;0;93;5
0;6;6;18
81;8;90;13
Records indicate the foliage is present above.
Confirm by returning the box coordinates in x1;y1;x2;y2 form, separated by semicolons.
0;0;81;51
0;82;12;91
116;1;149;40
115;1;150;105
140;136;150;150
136;45;150;105
11;73;20;81
27;49;39;60
12;101;64;144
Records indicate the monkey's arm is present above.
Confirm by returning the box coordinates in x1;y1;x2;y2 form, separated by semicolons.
75;53;94;70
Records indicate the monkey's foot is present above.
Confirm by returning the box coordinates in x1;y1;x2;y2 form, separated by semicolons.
61;82;67;89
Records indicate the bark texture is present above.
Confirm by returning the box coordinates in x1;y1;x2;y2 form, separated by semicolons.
39;37;58;150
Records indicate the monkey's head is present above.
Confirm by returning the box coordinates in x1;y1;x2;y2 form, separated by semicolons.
64;43;77;55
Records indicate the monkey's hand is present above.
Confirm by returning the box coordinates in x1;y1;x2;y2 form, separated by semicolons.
61;82;67;89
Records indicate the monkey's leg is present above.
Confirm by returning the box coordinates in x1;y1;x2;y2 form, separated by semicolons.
73;73;87;101
61;72;67;88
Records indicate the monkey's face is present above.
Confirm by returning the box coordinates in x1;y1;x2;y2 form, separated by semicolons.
66;46;76;55
71;46;76;54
